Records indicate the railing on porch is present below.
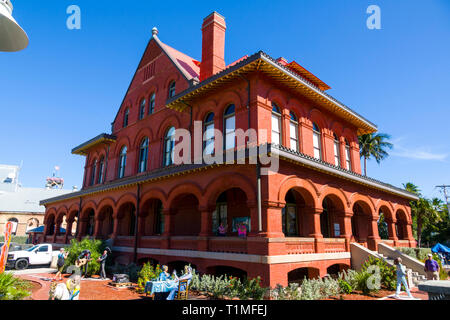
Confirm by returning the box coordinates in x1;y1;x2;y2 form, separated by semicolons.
285;238;315;255
381;239;395;247
209;237;248;254
114;236;134;247
139;236;162;249
55;235;65;243
169;236;198;251
324;238;347;253
397;240;410;248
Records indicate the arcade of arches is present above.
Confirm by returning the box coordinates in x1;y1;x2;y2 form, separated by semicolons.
41;174;415;287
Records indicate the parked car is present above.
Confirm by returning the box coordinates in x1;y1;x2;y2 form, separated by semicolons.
7;244;59;270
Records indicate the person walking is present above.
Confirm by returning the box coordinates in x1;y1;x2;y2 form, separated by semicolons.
97;249;108;280
53;248;68;281
424;253;440;280
394;257;415;299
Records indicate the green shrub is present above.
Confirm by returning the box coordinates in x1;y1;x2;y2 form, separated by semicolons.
0;272;31;300
64;237;104;276
137;263;162;293
0;236;29;245
270;283;301;300
361;256;396;290
239;277;267;300
338;279;352;294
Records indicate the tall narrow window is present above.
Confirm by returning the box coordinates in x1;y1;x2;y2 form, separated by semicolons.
212;192;228;235
168;81;176;98
333;134;341;167
313;123;322;160
204;112;215;155
139;137;149;173
164;127;176;166
148;92;155;115
118;146;127;178
345;140;352;171
139;98;146;120
282;190;298;237
123;108;129;128
97;157;105;184
224;105;236;150
90;160;97;186
271;103;282;145
289;111;299;152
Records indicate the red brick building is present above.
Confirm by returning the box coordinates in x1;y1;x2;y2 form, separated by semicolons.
40;12;418;287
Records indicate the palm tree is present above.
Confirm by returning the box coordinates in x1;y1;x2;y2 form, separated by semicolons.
403;183;442;247
358;133;393;176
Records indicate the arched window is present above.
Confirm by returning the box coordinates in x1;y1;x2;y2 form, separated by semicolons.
203;112;215;155
90;159;97;186
289;111;299;152
123;108;129;128
345;140;352;171
139;137;149;173
148;92;156;115
97;156;105;184
118;146;127;178
333;134;341;167
168;81;176;98
224;105;236;150
271;103;282;145
312;123;322;160
164;127;176;166
139;98;146;120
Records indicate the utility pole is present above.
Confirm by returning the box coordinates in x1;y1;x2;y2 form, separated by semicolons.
436;185;450;219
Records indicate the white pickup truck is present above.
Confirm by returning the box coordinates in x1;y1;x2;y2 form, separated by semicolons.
7;244;59;270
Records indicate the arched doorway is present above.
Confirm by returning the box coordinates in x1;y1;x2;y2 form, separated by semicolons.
82;208;95;237
171;194;200;236
168;261;198;274
211;188;250;236
206;266;247;281
117;203;136;236
288;267;320;283
396;210;408;240
378;211;389;240
46;215;56;236
98;206;114;239
141;198;164;236
281;189;310;237
321;196;345;238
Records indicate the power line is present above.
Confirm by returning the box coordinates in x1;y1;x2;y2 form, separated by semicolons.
436;185;450;219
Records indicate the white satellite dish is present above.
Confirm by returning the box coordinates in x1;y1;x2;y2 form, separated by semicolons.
0;0;29;52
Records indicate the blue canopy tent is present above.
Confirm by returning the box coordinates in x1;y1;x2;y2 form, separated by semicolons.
431;243;450;254
26;226;66;234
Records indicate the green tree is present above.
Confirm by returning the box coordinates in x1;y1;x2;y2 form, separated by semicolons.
403;183;442;247
358;133;393;176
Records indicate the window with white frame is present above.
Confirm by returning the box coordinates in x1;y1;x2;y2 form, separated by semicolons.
271;103;282;145
148;93;155;115
345;140;352;171
333;134;341;167
164;127;176;166
118;146;127;178
224;105;236;150
289;111;299;152
139;137;149;173
313;123;322;160
204;112;215;155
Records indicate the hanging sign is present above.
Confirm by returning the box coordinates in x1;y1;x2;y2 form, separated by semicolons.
0;222;13;273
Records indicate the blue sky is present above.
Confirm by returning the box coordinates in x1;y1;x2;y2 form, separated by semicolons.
2;0;449;200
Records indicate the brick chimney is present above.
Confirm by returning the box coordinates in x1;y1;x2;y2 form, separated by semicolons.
200;12;226;82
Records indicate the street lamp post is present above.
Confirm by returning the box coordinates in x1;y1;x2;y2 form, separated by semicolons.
0;0;29;52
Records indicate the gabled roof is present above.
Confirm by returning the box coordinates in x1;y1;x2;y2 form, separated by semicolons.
111;30;200;126
166;51;378;135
